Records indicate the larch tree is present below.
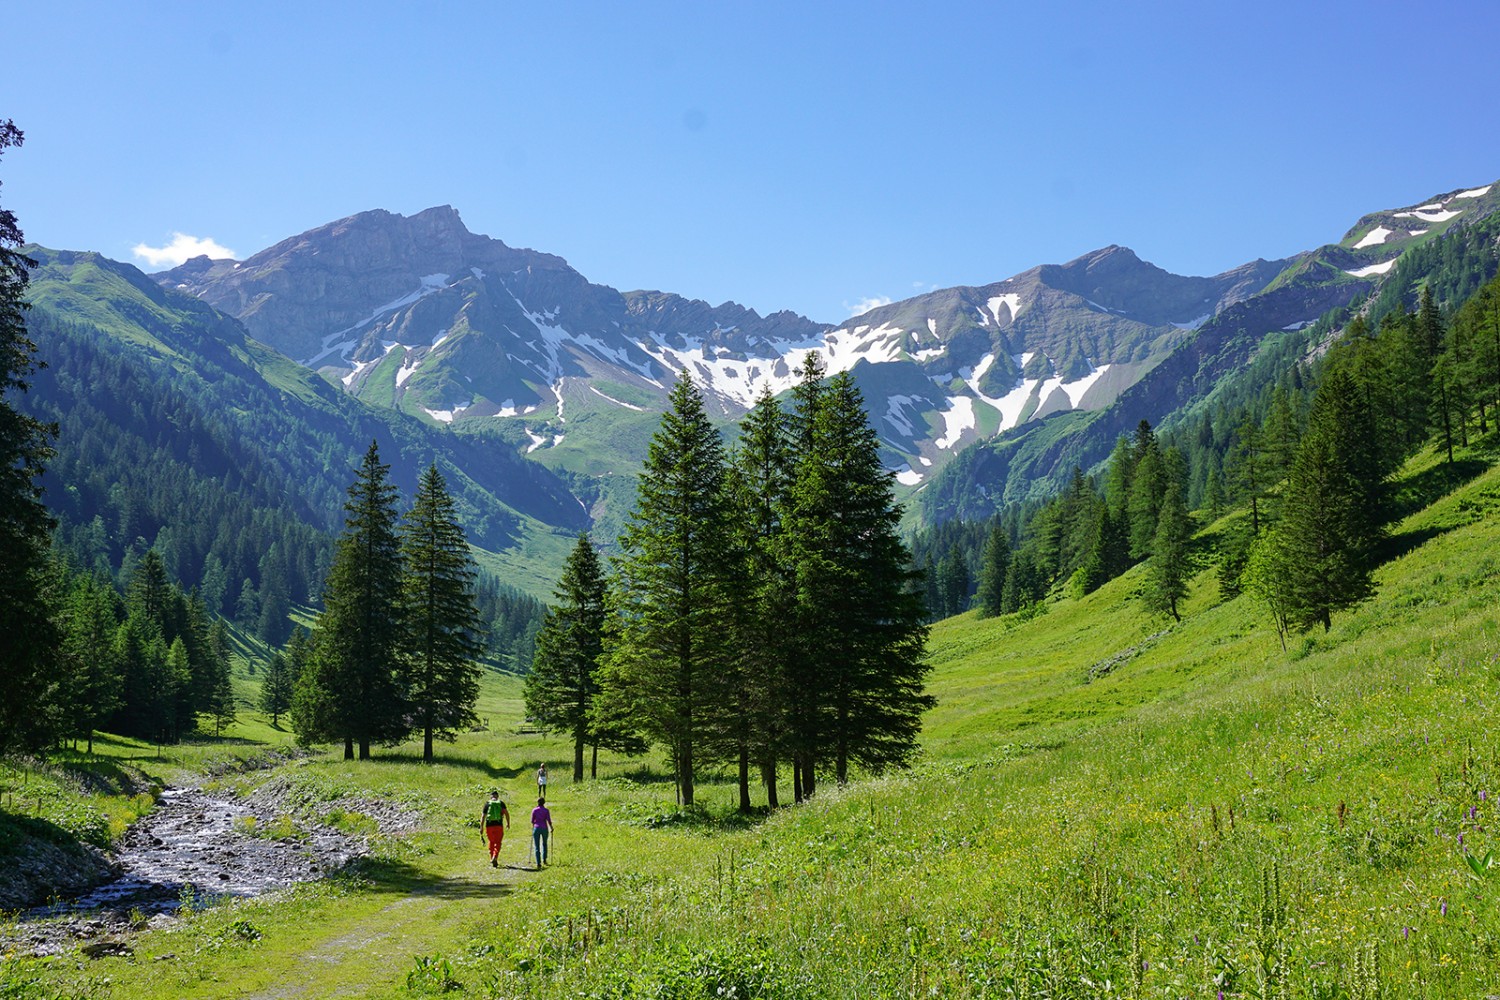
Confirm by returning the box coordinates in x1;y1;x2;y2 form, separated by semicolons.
400;463;484;762
295;440;408;759
597;372;732;807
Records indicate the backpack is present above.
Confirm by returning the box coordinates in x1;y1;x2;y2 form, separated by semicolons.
485;800;506;823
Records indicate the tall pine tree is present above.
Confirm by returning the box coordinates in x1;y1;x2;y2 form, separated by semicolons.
295;441;408;759
400;464;483;761
597;373;732;806
527;533;612;781
782;370;932;787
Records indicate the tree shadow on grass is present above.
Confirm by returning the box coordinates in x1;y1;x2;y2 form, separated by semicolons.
1384;458;1490;523
333;855;515;902
1377;525;1455;565
364;752;511;778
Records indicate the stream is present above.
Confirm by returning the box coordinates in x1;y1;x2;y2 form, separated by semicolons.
10;785;369;957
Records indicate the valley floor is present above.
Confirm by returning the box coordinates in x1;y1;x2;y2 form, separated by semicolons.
7;440;1500;999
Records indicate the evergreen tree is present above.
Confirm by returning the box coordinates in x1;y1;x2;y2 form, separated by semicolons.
0;119;61;754
206;642;236;736
260;652;294;729
1127;429;1165;559
781;371;932;787
597;373;732;807
722;386;795;808
527;533;611;781
295;441;408;759
400;464;484;761
974;522;1011;618
1270;369;1383;631
59;572;123;753
1144;479;1192;621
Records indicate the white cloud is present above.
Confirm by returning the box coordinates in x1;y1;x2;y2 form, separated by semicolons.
131;232;238;268
845;295;893;318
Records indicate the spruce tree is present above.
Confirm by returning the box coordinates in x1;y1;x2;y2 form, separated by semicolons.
295;441;408;758
1145;479;1192;621
597;373;732;806
782;371;932;787
400;464;484;761
260;652;294;729
1271;369;1383;631
721;387;795;808
527;533;611;781
975;522;1011;617
0;119;61;754
60;573;123;753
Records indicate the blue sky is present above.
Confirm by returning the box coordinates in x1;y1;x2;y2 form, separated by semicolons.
8;2;1500;324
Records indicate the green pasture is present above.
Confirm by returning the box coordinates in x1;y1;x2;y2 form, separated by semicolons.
6;440;1500;998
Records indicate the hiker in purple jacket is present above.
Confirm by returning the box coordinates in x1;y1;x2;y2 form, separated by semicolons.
531;797;553;869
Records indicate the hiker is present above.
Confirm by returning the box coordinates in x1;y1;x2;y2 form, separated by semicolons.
531;796;553;869
537;762;548;797
481;790;509;867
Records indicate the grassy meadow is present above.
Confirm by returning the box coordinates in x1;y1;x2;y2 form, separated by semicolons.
5;437;1500;998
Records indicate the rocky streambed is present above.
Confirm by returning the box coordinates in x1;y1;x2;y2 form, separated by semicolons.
8;782;417;957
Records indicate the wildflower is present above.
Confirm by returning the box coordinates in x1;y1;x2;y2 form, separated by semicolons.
1483;791;1488;802
1440;900;1448;917
1403;926;1410;939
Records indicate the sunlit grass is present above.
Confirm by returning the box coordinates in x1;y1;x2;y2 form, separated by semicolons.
8;438;1500;997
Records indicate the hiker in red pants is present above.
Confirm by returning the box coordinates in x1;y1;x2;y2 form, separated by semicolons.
482;790;509;867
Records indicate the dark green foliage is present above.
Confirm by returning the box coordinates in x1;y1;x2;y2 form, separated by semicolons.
598;373;733;807
715;388;795;809
1144;479;1192;621
260;652;294;729
780;369;932;787
529;534;616;781
400;464;484;761
0;120;60;755
974;522;1012;618
57;572;124;751
1265;369;1383;631
295;441;408;759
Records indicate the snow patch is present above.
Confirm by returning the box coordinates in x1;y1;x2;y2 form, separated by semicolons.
1395;208;1460;223
934;396;976;450
884;395;922;437
1354;226;1392;249
895;467;924;486
1172;313;1211;330
525;429;549;453
1345;259;1397;278
1454;185;1492;199
423;400;471;424
988;293;1023;325
588;385;646;411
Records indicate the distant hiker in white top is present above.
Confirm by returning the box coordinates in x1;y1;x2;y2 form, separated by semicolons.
537;763;548;797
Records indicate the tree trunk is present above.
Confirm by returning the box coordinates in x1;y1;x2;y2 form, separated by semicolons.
762;760;779;808
591;743;598;780
804;760;816;798
573;727;585;782
738;742;751;812
681;743;695;807
423;727;434;762
792;756;804;803
344;737;354;760
359;739;371;760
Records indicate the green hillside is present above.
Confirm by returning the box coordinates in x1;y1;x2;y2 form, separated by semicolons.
6;427;1499;998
